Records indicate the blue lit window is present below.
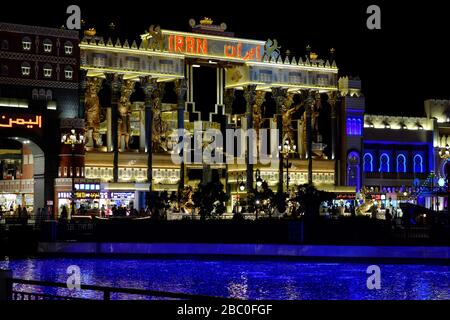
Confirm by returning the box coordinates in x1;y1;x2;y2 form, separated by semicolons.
346;117;362;136
346;118;352;135
396;154;407;173
379;153;390;172
363;153;373;172
413;154;424;173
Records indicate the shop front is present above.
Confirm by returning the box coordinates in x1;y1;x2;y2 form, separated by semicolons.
99;191;137;215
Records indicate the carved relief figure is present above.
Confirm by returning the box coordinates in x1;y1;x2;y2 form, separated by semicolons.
84;77;104;148
118;80;135;151
180;185;194;214
281;93;302;143
312;92;322;140
151;83;167;152
253;91;265;153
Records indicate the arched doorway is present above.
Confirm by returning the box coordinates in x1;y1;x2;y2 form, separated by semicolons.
0;137;46;218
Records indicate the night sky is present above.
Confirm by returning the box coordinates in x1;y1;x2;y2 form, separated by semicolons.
1;0;449;117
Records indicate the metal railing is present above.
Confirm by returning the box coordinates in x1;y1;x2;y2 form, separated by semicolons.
9;278;234;301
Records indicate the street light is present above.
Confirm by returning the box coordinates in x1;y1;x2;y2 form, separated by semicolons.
61;128;85;218
255;169;263;188
278;139;297;193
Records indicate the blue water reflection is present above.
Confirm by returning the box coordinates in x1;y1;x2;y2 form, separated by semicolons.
1;258;449;300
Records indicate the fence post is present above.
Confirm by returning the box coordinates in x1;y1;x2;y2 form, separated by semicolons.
103;289;110;300
0;269;13;301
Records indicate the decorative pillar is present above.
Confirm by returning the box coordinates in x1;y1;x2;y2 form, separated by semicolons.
78;69;88;119
328;91;340;185
174;79;188;193
305;90;315;185
106;108;112;151
272;87;288;194
224;88;235;197
243;85;257;194
105;73;123;183
140;76;158;185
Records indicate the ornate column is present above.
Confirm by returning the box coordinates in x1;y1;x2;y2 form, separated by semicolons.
174;79;188;193
105;73;123;182
305;90;316;185
78;69;88;119
243;85;257;193
328;91;341;185
272;87;288;194
224;88;235;196
117;80;135;151
140;76;158;185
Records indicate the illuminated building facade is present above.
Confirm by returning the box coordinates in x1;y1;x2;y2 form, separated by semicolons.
2;19;447;218
0;22;79;217
76;18;360;215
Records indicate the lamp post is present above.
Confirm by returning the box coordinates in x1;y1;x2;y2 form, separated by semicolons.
278;139;297;193
61;128;85;218
235;173;245;213
438;145;450;225
255;169;263;189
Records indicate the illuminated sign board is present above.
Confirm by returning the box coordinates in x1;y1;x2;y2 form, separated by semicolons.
110;192;135;200
143;30;265;62
75;191;100;199
75;183;101;191
58;192;72;199
0;115;42;129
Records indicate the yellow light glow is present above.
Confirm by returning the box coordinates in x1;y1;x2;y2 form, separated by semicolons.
161;29;265;45
81;66;184;79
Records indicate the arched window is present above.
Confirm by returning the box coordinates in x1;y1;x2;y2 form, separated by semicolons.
43;39;52;52
43;63;52;78
363;153;374;172
379;153;390;173
352;119;357;135
21;62;31;76
64;41;73;55
413;155;424;173
39;89;46;100
22;36;31;50
46;89;52;101
1;65;8;76
1;40;8;50
356;118;362;135
32;89;38;100
347;151;361;191
64;65;73;79
396;154;407;173
346;117;352;135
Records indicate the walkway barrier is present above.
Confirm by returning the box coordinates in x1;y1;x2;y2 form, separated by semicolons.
0;271;234;301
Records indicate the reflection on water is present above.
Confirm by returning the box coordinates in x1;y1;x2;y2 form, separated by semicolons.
1;258;449;300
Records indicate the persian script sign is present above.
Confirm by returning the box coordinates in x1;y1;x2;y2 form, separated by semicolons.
143;30;265;62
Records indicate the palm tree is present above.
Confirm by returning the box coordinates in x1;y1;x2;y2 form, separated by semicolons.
192;178;229;220
294;184;333;219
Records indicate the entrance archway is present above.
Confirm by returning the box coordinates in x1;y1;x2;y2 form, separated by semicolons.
0;136;45;217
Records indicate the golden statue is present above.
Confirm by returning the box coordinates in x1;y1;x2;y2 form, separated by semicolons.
253;91;265;153
151;83;168;152
312;92;322;139
282;93;302;143
118;80;135;151
84;77;103;148
180;185;194;214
